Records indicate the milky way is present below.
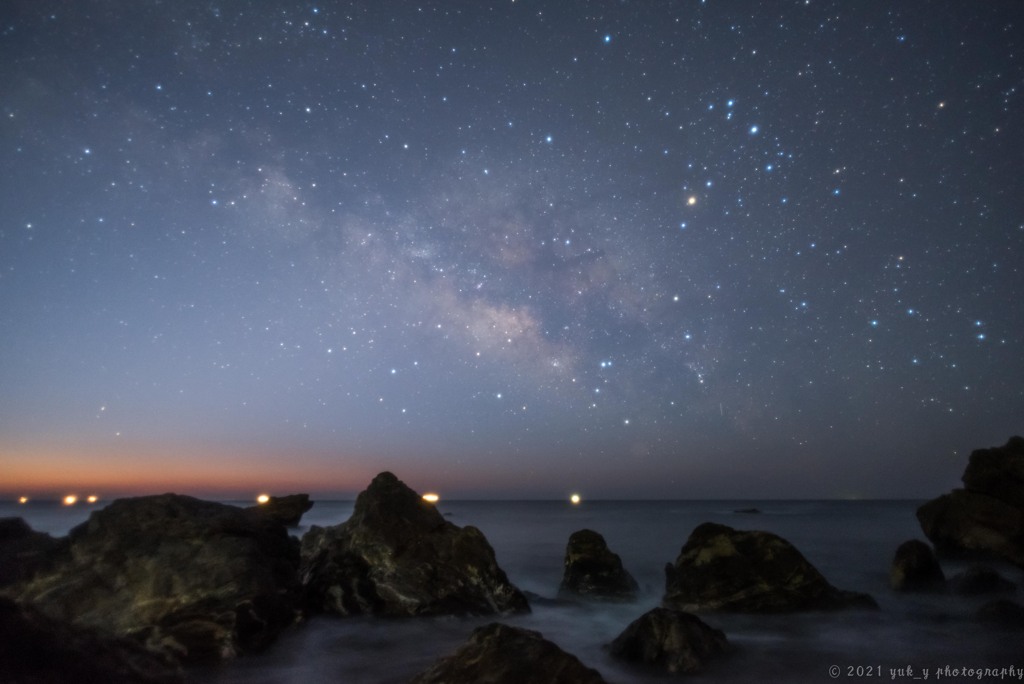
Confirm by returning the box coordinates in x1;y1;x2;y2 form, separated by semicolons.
2;2;1022;497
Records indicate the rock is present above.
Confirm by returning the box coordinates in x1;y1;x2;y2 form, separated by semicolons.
7;494;302;664
300;472;528;616
608;607;728;675
558;529;638;602
663;522;877;613
734;508;761;515
949;565;1017;595
889;540;945;592
410;622;608;684
0;518;65;589
975;599;1024;628
0;596;181;683
248;494;314;527
917;437;1024;567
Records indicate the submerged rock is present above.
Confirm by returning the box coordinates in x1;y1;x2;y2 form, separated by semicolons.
0;517;65;589
917;436;1024;567
608;607;728;675
300;471;528;616
663;522;877;613
410;622;608;684
558;529;638;602
7;494;302;664
890;540;946;592
247;493;314;527
0;596;181;683
949;565;1017;596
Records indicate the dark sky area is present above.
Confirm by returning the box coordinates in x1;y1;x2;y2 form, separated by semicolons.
2;1;1022;499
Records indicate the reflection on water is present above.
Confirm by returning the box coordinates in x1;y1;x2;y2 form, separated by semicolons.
4;499;1021;683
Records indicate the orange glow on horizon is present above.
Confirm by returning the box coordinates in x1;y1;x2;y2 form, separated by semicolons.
63;494;78;506
18;496;29;504
87;495;99;503
256;494;271;504
422;492;440;503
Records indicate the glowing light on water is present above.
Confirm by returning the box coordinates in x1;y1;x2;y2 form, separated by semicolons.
87;495;99;503
570;494;581;505
18;496;28;504
257;494;271;504
422;493;440;503
63;495;78;506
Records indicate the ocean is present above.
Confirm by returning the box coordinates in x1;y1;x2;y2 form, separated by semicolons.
4;498;1021;683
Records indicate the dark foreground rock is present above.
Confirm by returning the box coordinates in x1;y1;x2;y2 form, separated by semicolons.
975;599;1024;628
0;596;181;683
608;607;728;675
410;622;608;684
663;522;877;613
558;529;638;602
247;494;314;527
7;494;302;664
300;472;529;616
0;518;65;589
890;540;946;592
917;436;1024;566
950;565;1017;595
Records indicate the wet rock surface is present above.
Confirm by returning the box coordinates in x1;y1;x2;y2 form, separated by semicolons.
410;622;608;684
558;529;638;602
608;606;728;675
890;540;946;592
6;494;302;664
300;472;529;616
918;436;1024;566
663;522;877;613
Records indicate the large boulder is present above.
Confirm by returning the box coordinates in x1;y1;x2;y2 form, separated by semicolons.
0;597;181;683
663;522;876;613
608;607;728;675
247;494;314;527
949;565;1016;596
300;472;529;616
0;518;65;589
889;540;945;592
558;529;638;602
410;622;608;684
6;494;303;664
917;437;1024;566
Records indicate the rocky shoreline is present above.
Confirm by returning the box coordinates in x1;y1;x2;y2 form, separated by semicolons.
2;437;1023;682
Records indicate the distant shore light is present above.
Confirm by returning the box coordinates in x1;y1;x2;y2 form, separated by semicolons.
87;495;99;504
422;492;440;503
63;494;78;506
570;493;581;505
18;496;28;504
257;494;271;504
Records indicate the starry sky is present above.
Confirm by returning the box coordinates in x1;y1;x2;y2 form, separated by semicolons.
2;1;1022;499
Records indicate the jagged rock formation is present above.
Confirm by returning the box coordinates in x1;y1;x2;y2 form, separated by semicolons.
300;472;529;616
918;436;1024;566
608;607;728;675
558;529;638;602
0;517;65;589
5;494;302;664
410;622;608;684
889;540;946;592
0;597;181;683
663;522;877;612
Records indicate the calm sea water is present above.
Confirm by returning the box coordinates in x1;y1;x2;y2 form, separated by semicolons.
3;499;1021;683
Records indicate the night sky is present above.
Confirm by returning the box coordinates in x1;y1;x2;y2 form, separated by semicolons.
2;1;1022;499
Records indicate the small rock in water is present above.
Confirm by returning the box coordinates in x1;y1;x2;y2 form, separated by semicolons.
608;607;728;675
247;493;314;527
949;565;1016;595
410;622;609;684
558;529;638;602
889;540;946;592
663;522;877;612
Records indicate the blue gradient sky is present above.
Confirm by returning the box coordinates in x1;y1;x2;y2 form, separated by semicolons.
2;1;1022;499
